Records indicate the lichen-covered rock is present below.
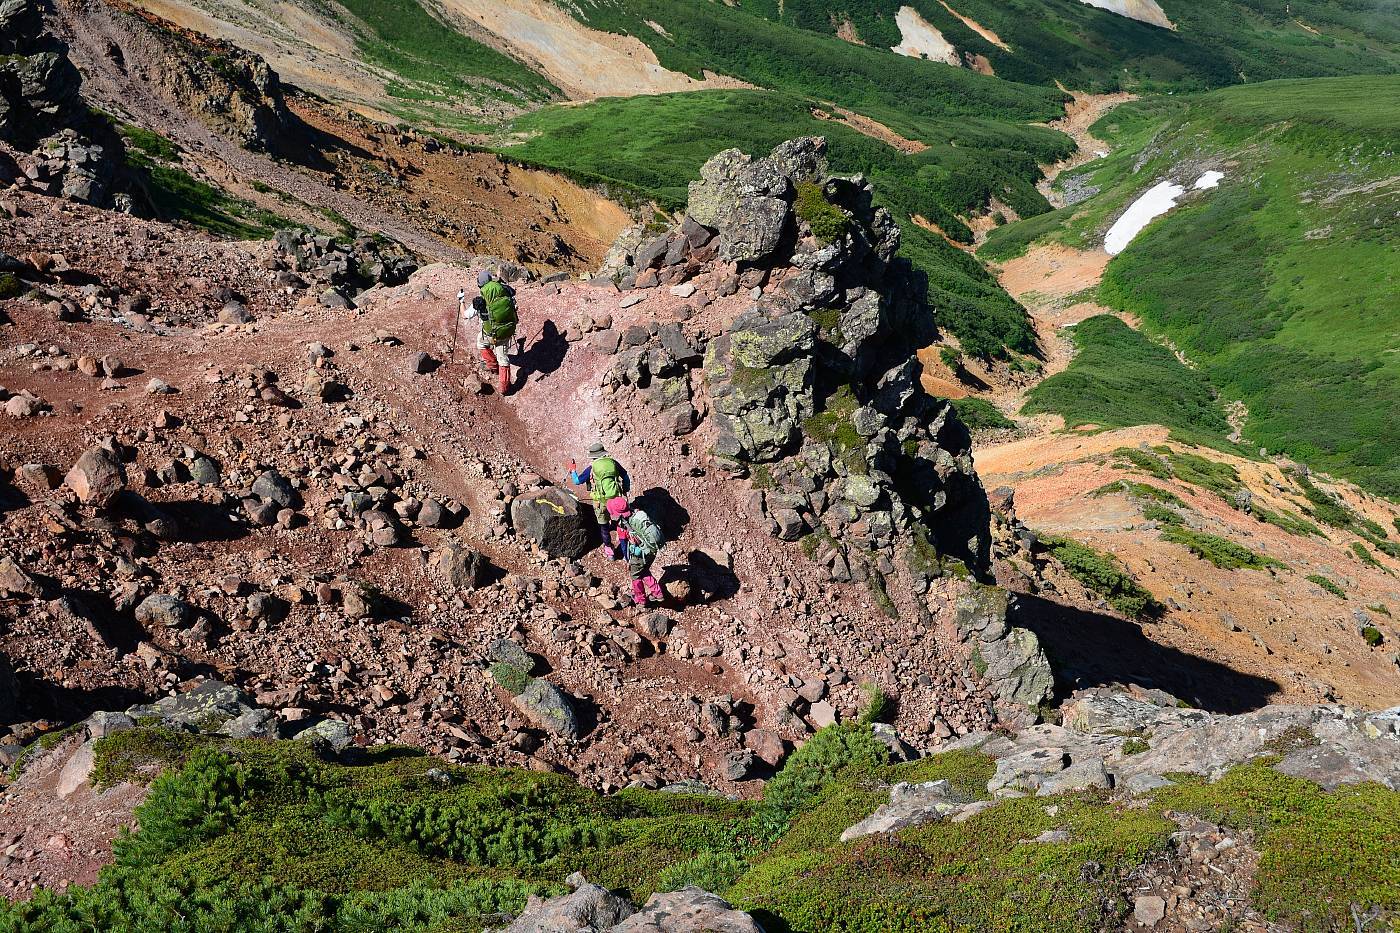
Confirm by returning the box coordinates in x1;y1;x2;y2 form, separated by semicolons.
495;875;764;933
956;586;1053;713
512;677;580;739
705;310;818;462
684;141;829;265
498;878;635;932
134;593;194;628
126;679;255;732
615;888;766;932
840;779;962;841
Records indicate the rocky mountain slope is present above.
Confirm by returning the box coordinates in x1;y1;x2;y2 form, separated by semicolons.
2;0;1399;927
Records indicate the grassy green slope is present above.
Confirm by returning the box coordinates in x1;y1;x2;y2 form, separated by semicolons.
1023;314;1235;448
611;0;1400;93
508;89;1073;357
565;0;1069;138
992;76;1400;495
1111;78;1398;494
312;0;558;129
7;724;1400;931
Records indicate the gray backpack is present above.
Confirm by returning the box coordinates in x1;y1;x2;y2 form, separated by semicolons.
627;509;664;557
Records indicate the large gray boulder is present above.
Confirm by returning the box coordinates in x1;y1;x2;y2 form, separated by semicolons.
512;677;580;739
499;878;634;932
705;310;818;463
510;486;591;559
956;586;1053;713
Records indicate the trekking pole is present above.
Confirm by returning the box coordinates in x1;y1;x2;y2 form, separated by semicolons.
449;288;464;361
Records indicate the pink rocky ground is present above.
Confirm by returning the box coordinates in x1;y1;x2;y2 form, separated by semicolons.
1;190;995;830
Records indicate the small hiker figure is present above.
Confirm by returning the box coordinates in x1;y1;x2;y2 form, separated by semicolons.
609;496;666;608
569;442;630;559
458;268;519;396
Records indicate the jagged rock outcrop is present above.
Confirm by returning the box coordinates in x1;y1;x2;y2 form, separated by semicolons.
840;688;1400;845
270;229;419;304
611;138;991;588
496;874;764;932
88;0;297;153
965;689;1400;796
0;0;117;205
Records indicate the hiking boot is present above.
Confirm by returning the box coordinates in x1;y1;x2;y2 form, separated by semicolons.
497;365;511;396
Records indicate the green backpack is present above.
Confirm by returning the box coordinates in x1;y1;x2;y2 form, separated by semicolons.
591;457;625;502
627;509;664;557
480;281;517;341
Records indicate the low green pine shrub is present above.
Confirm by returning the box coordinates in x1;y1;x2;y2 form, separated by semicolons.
1161;527;1284;571
753;724;889;838
794;182;849;243
1042;535;1162;619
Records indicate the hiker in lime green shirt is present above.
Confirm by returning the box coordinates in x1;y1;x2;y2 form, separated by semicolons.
569;442;630;559
460;268;518;395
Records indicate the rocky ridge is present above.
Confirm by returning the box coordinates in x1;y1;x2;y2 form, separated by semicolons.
601;138;1047;717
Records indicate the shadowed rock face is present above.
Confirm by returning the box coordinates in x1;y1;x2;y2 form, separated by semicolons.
654;137;992;579
0;0;86;149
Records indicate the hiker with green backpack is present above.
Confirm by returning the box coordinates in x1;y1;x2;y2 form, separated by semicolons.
608;496;666;608
458;268;519;396
568;442;631;559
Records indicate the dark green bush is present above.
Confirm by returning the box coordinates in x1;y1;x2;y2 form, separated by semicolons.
951;397;1015;431
1042;535;1162;619
1307;574;1346;599
1161;527;1283;571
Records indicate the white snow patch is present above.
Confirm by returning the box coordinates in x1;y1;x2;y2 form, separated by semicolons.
1104;172;1225;255
1076;0;1175;29
891;6;960;66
